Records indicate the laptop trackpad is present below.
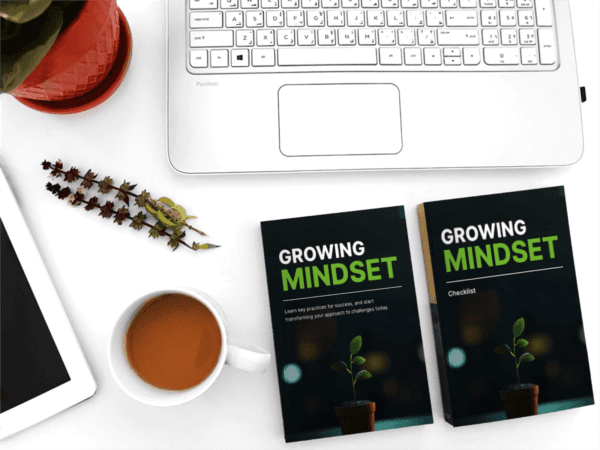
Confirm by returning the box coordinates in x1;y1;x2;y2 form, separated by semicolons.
278;84;402;157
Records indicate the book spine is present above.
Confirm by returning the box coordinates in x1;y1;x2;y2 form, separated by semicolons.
417;204;455;426
260;223;291;441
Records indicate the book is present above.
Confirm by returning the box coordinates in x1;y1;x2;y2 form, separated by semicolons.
418;186;594;427
261;207;433;443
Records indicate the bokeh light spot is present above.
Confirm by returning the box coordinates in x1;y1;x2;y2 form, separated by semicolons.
283;363;302;384
447;347;466;369
364;351;391;374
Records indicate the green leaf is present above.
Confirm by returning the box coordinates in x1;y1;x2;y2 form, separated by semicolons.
158;197;175;207
513;318;525;338
518;353;535;364
355;370;372;380
1;4;62;92
331;361;347;371
0;1;52;24
349;336;362;355
515;339;529;348
494;344;511;355
352;356;366;365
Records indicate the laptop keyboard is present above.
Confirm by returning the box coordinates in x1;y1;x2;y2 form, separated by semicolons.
186;0;558;73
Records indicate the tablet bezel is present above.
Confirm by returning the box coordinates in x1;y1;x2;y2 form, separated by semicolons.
0;168;96;440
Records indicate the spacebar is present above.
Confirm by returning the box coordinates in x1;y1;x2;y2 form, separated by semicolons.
278;48;377;66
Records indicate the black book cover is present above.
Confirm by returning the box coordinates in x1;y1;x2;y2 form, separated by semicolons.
261;207;433;442
418;186;594;427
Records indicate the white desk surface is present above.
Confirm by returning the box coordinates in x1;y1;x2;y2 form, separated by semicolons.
1;1;598;449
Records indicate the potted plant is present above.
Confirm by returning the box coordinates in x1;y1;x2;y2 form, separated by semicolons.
331;336;375;435
1;0;132;114
494;318;538;419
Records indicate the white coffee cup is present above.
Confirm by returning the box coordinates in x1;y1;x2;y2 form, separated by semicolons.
108;287;271;407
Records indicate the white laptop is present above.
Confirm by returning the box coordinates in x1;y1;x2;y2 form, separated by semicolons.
167;0;584;174
0;168;96;440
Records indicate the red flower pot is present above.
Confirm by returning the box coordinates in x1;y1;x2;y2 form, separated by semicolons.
11;0;132;114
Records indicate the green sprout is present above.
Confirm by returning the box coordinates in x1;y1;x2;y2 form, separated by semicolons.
331;336;372;403
494;318;535;385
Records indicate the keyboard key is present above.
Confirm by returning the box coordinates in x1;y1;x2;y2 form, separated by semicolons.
418;29;436;45
404;48;422;65
463;47;480;64
380;48;402;65
190;0;218;9
401;0;418;7
190;50;208;67
266;10;284;26
381;0;398;7
232;49;250;66
278;47;377;65
422;0;438;7
298;29;316;45
327;10;345;26
437;29;479;45
406;10;424;26
483;47;519;65
482;29;499;45
338;29;357;45
247;11;265;27
261;0;279;7
499;11;516;27
225;11;244;27
535;0;553;26
252;48;276;65
348;11;365;26
446;10;477;26
362;0;380;7
521;47;538;64
367;11;385;26
538;28;556;64
441;0;458;6
518;10;534;26
378;28;396;45
398;29;416;45
322;0;340;6
444;56;461;65
221;0;238;8
498;0;514;7
302;0;319;6
481;10;497;26
424;47;442;65
190;12;223;28
257;29;275;45
190;30;234;47
358;29;376;45
307;10;325;26
281;0;299;7
480;0;495;7
236;29;255;46
500;29;517;45
287;10;305;26
427;11;444;26
241;0;259;7
443;47;459;56
519;28;536;45
210;49;229;67
517;0;532;7
459;0;476;6
342;0;360;6
318;28;336;45
386;11;404;26
277;29;296;45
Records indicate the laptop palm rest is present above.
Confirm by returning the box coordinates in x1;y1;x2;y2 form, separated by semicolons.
278;84;402;157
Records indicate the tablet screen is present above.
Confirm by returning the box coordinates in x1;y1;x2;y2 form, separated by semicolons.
1;219;71;413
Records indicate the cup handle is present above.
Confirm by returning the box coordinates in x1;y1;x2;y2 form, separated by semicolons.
226;341;272;373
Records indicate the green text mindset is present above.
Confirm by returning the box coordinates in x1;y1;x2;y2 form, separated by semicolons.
278;241;397;291
442;220;558;273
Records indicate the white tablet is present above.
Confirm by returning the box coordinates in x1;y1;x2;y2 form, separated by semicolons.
0;167;96;440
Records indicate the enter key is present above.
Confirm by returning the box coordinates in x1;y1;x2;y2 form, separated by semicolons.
538;28;557;65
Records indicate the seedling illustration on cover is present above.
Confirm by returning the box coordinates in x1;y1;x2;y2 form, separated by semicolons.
494;318;538;419
331;336;375;435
